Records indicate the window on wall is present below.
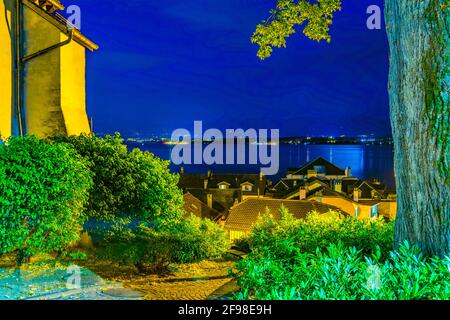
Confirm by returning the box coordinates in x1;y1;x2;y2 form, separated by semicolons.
242;185;252;191
314;165;326;174
371;205;379;218
219;184;228;190
371;190;380;199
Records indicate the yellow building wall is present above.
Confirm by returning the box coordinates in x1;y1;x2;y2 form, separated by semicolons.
0;0;13;139
311;196;373;220
60;37;90;135
228;230;248;242
21;5;90;138
379;201;397;219
22;5;65;137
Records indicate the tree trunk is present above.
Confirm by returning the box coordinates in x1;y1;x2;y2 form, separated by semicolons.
385;0;449;257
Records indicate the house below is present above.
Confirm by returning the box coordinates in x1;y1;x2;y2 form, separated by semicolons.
182;192;221;221
178;170;267;215
286;157;350;180
269;157;397;219
224;198;345;241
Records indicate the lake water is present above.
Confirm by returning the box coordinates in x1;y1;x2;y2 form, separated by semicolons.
126;143;396;188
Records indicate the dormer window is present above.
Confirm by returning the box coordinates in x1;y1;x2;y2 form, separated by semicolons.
241;182;254;192
218;182;230;190
314;165;326;174
371;190;380;199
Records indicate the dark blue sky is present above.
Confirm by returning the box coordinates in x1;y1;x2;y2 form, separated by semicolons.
70;0;390;137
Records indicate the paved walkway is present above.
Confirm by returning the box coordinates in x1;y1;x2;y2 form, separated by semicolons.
0;255;243;300
106;260;237;300
0;265;144;300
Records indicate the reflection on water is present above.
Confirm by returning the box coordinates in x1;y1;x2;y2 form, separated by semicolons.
128;143;396;188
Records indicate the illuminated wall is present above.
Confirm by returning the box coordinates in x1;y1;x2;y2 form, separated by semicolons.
60;37;90;135
1;0;95;139
22;3;90;137
309;196;374;220
0;0;13;139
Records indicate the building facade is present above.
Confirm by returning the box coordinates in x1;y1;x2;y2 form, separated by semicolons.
0;0;98;139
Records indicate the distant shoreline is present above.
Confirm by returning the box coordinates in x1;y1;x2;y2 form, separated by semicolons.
124;137;394;146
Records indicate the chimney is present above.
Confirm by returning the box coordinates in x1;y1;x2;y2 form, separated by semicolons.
299;188;307;200
260;172;264;181
207;170;212;178
180;167;184;174
203;179;209;189
353;188;361;202
345;166;351;177
207;194;213;208
334;180;342;193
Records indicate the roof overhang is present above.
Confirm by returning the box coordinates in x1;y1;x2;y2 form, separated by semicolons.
23;0;99;51
29;0;64;13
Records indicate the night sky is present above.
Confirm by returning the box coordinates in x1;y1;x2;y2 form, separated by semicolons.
69;0;390;138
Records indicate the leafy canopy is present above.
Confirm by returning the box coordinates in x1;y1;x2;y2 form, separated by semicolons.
252;0;342;59
50;134;183;222
0;136;93;263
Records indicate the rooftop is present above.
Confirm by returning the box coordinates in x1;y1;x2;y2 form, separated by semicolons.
290;157;346;176
225;198;344;232
183;192;221;220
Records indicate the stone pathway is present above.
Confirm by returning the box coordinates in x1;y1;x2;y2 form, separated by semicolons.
96;259;238;300
0;265;144;300
0;255;242;300
207;280;240;300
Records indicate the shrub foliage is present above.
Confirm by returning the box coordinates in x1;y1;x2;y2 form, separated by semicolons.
234;242;450;300
49;134;183;222
233;208;449;300
250;207;394;258
0;136;93;264
98;215;230;273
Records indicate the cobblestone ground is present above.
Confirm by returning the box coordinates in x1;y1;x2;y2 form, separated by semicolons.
129;277;232;300
0;261;143;300
0;255;238;300
81;258;238;300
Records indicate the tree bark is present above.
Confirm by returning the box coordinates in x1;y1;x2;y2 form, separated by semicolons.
385;0;449;257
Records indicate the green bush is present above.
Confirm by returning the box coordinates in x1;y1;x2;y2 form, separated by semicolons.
49;133;183;222
69;251;88;261
249;207;394;258
233;242;450;300
162;215;231;262
99;216;230;273
233;208;448;300
0;136;93;265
